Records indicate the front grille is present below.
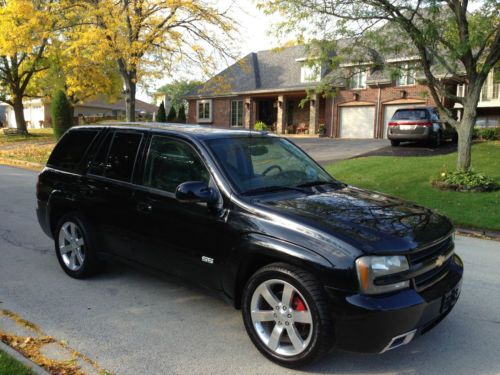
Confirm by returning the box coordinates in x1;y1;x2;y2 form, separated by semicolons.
409;236;454;291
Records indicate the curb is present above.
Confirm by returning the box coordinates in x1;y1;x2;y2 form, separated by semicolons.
0;158;44;172
0;341;50;375
457;227;500;241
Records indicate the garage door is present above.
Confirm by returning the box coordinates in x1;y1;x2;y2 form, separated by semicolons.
383;104;425;138
339;106;375;138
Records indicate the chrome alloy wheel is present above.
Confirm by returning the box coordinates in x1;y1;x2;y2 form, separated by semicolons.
250;279;313;356
58;221;85;271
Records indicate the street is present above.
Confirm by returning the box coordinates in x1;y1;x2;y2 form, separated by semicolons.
1;165;499;375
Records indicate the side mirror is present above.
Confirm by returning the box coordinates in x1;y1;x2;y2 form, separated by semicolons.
175;181;218;204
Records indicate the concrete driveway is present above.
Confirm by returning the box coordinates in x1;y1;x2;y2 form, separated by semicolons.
286;138;387;164
1;165;499;375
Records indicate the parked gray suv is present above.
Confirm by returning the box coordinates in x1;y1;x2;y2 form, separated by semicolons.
387;107;457;147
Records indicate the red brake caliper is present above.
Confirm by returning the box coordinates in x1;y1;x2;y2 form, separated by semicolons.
292;295;306;311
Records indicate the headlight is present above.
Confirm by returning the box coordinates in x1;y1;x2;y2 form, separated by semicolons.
355;255;410;294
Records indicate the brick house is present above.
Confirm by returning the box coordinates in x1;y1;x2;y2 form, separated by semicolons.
185;44;468;138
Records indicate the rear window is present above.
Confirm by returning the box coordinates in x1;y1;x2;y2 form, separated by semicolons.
99;132;143;182
392;109;428;120
47;129;99;172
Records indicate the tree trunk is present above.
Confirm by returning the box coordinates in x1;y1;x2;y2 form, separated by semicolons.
13;95;28;134
456;105;476;171
125;78;136;122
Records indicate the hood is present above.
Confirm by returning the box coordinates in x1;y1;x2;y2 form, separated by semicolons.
255;185;453;254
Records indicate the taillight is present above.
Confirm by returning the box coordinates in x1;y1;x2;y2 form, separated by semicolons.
388;122;397;127
418;122;432;127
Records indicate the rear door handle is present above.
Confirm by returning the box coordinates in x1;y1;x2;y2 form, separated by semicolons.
137;201;153;213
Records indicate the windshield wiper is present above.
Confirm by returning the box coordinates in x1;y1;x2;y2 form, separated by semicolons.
296;180;332;188
243;185;307;196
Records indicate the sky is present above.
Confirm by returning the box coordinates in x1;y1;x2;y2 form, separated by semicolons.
137;0;281;102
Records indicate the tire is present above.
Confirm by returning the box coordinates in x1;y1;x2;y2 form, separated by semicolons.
241;263;334;368
390;140;400;147
54;212;103;279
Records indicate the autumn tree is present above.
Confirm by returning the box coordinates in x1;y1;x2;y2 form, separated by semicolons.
261;0;500;171
36;36;122;114
0;0;54;133
82;0;236;122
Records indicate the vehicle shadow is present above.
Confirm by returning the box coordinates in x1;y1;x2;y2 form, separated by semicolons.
88;261;500;375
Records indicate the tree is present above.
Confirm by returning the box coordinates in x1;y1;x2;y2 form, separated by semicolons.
0;0;54;133
51;90;73;139
157;80;201;113
260;0;500;171
157;100;167;122
35;41;123;116
166;105;176;122
176;103;186;123
82;0;236;122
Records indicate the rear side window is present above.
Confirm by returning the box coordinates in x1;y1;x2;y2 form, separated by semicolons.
48;129;99;172
392;109;428;120
104;132;142;182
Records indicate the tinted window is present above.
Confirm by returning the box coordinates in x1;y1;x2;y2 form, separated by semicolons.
48;129;99;171
392;109;428;120
143;136;209;192
89;132;113;176
104;132;142;182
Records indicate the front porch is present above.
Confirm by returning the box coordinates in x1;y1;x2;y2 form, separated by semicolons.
244;92;326;135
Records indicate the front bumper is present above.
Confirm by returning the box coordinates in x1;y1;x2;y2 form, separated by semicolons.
328;254;463;353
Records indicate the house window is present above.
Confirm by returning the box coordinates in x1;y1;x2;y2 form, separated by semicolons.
301;64;321;83
457;84;467;98
231;100;243;127
197;99;212;123
351;69;367;89
396;64;416;86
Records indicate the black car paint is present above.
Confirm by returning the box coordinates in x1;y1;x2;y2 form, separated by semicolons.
37;124;463;353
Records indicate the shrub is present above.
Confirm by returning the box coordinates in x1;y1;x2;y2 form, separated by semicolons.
176;104;186;123
473;126;500;140
166;105;176;122
51;90;73;140
431;169;499;192
156;101;167;122
317;124;326;135
254;121;267;131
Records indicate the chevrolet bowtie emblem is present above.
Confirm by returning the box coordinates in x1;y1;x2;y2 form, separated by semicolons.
435;255;446;267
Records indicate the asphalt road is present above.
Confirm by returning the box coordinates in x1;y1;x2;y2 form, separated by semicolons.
1;165;500;375
288;138;386;164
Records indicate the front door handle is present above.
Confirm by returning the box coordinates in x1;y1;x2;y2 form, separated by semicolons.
137;201;153;213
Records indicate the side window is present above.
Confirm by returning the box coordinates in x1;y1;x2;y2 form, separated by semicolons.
89;132;113;176
143;136;209;193
48;130;99;172
104;132;143;182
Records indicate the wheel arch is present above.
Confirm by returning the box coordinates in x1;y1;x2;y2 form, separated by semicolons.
47;190;80;236
227;234;334;309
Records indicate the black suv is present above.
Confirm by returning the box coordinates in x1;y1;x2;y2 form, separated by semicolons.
387;107;458;147
37;124;463;367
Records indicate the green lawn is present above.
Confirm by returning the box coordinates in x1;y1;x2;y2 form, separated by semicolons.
325;141;500;231
0;350;35;375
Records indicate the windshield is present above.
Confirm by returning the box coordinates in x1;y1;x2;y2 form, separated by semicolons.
205;136;335;194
